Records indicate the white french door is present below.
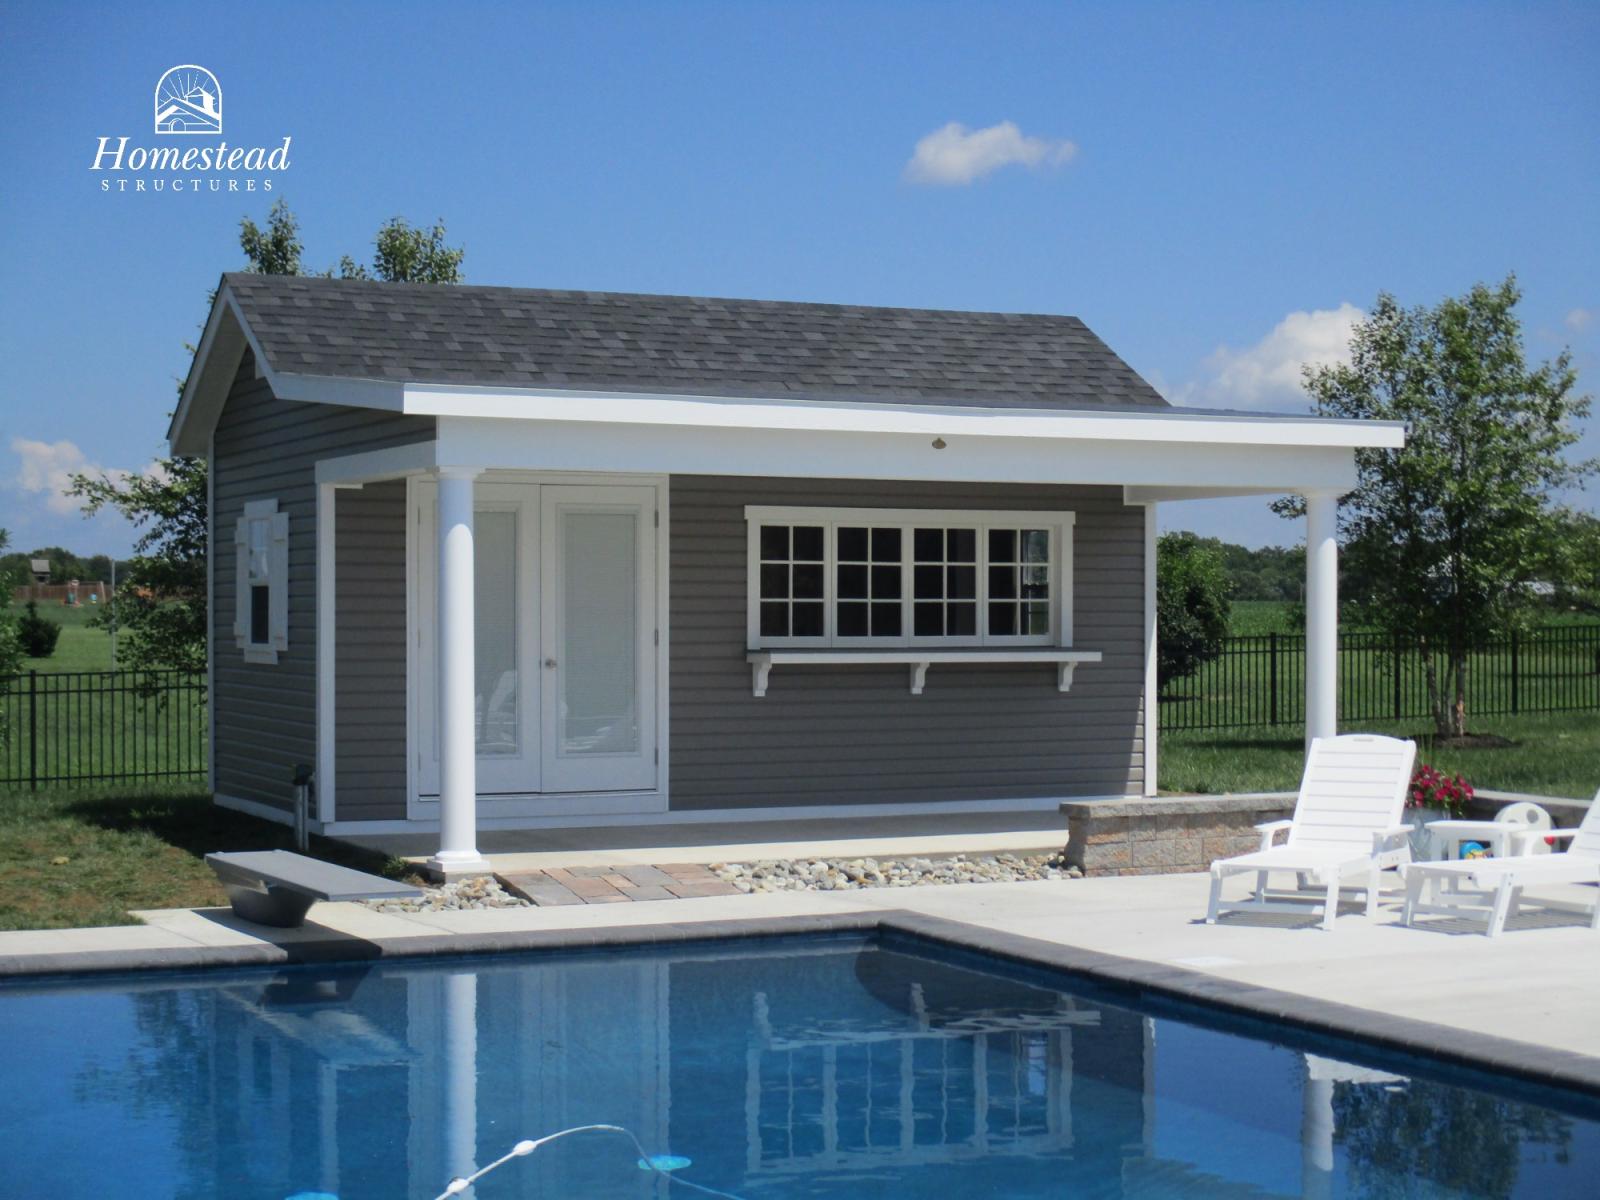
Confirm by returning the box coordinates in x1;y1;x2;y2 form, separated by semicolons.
539;486;657;793
415;479;658;802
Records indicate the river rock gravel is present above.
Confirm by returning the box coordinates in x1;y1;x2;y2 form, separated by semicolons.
363;875;531;913
708;852;1080;894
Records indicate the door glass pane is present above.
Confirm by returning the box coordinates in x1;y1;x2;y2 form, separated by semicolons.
561;510;638;756
474;510;518;755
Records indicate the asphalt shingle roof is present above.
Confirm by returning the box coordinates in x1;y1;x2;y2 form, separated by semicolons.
223;273;1170;411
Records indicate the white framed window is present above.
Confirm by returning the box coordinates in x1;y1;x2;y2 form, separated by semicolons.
745;506;1075;650
234;498;289;663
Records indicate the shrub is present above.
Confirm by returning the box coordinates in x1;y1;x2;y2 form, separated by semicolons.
1156;532;1233;689
1408;763;1474;818
17;601;61;658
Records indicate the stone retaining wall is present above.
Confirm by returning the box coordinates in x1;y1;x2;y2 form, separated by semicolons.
1060;794;1295;876
1060;790;1591;877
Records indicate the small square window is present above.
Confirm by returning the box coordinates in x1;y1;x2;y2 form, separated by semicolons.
792;602;825;637
837;602;869;638
948;603;977;636
838;564;868;599
759;563;789;599
792;525;825;562
989;603;1018;636
838;526;869;561
760;525;789;560
792;563;824;599
870;603;901;637
760;602;789;637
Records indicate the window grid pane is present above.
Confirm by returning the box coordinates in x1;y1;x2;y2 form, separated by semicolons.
911;526;980;639
837;525;903;639
759;523;826;639
986;527;1050;640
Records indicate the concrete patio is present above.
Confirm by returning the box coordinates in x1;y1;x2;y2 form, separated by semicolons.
4;871;1596;1091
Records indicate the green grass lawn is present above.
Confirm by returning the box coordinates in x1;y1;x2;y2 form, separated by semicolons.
0;785;410;931
1161;711;1600;799
17;602;115;672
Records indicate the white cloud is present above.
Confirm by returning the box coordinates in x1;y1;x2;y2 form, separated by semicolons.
1183;303;1365;412
10;437;96;515
903;121;1077;186
1566;307;1593;332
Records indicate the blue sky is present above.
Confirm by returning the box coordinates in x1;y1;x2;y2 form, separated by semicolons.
2;1;1596;555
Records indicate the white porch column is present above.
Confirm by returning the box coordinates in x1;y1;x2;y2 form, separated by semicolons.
1304;490;1340;747
430;467;490;877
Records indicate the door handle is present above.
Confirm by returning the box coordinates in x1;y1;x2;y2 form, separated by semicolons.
544;658;558;669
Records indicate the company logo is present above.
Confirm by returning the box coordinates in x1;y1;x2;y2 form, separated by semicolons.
92;66;292;195
154;65;222;135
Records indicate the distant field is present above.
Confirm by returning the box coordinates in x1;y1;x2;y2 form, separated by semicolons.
1226;599;1596;637
15;602;115;673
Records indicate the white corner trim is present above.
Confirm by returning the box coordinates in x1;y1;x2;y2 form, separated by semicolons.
1143;501;1158;798
205;431;216;792
316;481;337;823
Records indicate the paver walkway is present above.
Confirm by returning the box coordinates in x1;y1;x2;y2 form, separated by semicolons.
499;863;739;905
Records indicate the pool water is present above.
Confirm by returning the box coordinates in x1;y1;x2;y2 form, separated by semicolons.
1;934;1594;1199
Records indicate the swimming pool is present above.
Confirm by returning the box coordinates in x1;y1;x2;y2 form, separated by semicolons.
1;933;1594;1199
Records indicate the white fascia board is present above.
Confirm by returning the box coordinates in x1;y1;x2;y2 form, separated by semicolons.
273;372;405;411
436;415;1360;492
169;291;256;456
405;382;1406;450
314;440;438;485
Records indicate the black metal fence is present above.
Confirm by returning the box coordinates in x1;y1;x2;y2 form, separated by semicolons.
0;670;207;790
1160;624;1600;731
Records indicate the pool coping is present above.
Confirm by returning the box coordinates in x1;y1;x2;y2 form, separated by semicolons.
3;908;1597;1098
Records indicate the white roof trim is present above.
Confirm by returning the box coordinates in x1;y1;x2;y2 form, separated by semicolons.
400;382;1404;450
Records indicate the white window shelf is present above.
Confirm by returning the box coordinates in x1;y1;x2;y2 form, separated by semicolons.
745;648;1103;697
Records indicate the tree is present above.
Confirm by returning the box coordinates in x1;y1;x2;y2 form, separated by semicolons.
236;198;303;276
1539;508;1600;613
70;458;207;673
1296;276;1594;738
70;201;465;674
1156;532;1233;690
339;216;464;284
16;601;62;658
0;529;20;683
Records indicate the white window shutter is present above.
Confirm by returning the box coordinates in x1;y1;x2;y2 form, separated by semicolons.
233;516;250;645
269;510;290;650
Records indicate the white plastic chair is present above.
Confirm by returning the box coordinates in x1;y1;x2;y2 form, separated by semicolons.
1401;791;1600;937
1205;734;1418;931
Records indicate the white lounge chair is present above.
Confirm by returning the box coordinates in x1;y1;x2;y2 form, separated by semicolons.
1205;734;1418;931
1401;792;1600;937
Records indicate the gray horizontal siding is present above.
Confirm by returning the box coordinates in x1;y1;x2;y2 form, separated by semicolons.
334;480;410;820
667;476;1146;810
212;350;434;816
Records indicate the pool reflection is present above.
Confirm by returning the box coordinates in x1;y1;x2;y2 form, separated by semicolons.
7;941;1585;1199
